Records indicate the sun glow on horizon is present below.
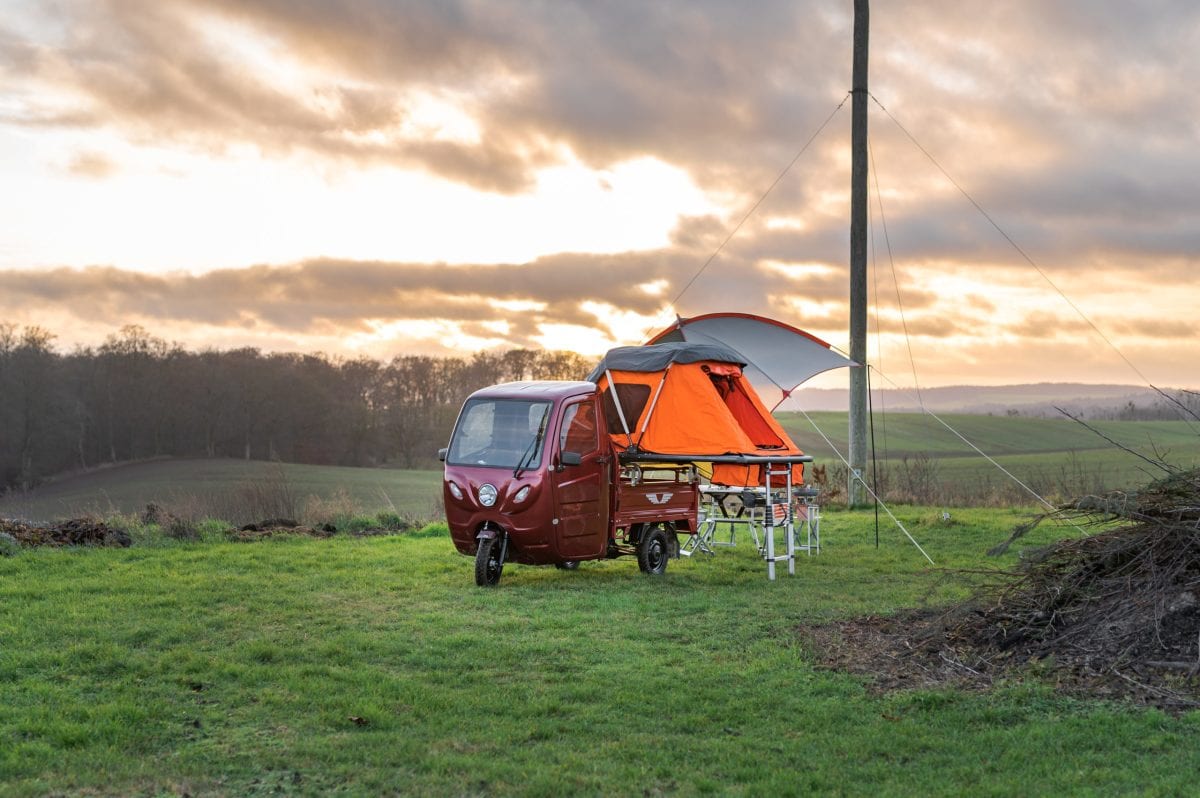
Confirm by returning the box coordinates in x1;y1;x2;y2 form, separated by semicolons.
3;136;717;274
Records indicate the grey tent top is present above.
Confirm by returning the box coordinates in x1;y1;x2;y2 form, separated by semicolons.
586;342;747;382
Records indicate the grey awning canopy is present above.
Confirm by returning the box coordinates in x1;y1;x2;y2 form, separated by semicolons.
647;313;858;408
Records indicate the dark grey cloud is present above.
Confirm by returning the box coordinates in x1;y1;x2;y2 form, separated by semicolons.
1007;312;1092;339
0;246;1142;355
0;249;887;349
0;251;1187;382
0;0;849;193
7;0;1199;251
1111;318;1196;339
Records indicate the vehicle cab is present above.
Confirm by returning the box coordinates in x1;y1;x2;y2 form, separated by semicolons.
440;381;614;582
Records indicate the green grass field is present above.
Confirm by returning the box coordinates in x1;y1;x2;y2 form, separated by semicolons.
780;412;1200;500
779;412;1200;460
2;511;1198;796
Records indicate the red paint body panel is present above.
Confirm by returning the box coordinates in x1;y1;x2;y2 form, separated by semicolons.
612;476;699;532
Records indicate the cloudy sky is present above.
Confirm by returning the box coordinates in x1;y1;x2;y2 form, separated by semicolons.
2;0;1197;388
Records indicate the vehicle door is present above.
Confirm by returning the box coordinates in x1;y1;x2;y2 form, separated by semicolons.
551;396;611;559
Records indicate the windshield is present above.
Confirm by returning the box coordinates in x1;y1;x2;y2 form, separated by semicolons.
447;398;552;469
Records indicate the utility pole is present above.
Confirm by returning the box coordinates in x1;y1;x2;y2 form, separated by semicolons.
848;0;869;506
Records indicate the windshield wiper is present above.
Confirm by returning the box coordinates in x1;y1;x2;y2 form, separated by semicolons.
514;410;549;478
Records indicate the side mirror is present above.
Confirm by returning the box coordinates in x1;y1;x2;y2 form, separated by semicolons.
437;447;448;462
560;451;582;467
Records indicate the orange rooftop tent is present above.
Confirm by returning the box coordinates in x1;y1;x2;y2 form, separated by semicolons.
587;341;807;486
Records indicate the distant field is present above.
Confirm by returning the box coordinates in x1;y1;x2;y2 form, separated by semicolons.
779;411;1200;459
3;415;1197;522
779;412;1200;500
0;459;443;523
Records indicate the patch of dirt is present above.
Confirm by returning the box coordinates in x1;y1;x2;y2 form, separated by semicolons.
0;518;131;548
230;518;412;540
802;469;1200;712
229;520;336;541
0;513;413;548
803;609;990;694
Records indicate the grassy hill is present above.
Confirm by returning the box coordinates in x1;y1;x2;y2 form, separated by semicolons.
0;459;443;523
787;382;1160;413
3;512;1198;795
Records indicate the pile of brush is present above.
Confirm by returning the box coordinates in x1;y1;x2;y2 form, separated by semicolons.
0;518;131;548
949;468;1200;704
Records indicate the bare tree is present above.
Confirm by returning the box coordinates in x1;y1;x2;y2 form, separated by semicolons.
0;329;603;489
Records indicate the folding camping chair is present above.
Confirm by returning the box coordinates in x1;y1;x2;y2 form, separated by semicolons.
792;485;821;555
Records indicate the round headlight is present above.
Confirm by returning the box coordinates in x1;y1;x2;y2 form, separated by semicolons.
477;483;498;507
513;486;531;503
447;481;463;501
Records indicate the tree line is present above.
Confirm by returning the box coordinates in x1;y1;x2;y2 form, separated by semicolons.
0;324;595;490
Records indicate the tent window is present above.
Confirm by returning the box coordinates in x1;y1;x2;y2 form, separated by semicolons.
601;384;651;434
707;372;785;449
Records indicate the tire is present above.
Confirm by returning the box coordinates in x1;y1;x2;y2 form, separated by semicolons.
637;525;670;575
554;560;580;571
474;536;504;586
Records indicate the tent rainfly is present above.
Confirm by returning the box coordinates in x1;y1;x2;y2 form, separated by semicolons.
587;341;807;487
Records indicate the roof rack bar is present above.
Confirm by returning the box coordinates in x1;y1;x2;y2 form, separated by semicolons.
617;452;813;465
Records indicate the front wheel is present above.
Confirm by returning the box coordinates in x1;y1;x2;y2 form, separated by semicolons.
637;525;670;575
475;536;504;586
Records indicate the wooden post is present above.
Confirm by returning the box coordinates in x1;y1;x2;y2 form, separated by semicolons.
848;0;869;506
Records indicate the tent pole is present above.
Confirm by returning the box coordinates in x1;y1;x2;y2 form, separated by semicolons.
639;364;673;435
848;0;870;507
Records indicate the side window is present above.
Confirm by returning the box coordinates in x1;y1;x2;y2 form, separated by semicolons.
560;400;598;456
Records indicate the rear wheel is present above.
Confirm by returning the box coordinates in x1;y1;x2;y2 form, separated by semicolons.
554;560;580;571
637;525;670;575
474;536;504;586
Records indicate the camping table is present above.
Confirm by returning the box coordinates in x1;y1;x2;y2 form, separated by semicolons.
686;485;821;559
693;485;766;553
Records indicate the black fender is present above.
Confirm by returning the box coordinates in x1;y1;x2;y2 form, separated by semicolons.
476;524;508;564
667;526;680;559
